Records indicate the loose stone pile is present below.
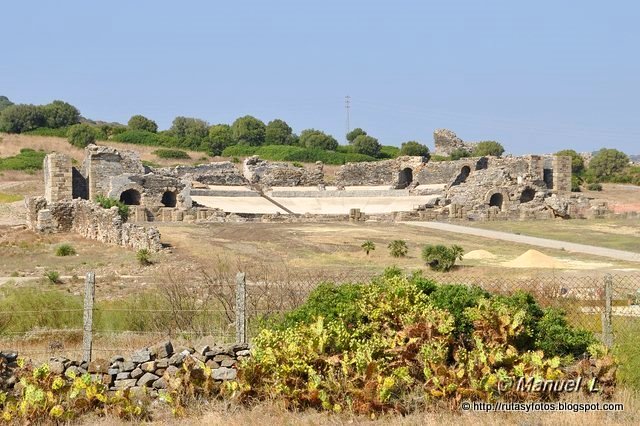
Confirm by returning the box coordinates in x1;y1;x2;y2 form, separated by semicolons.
0;342;250;395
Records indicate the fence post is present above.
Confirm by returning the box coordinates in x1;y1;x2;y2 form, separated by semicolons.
82;272;95;363
601;274;613;348
235;272;247;344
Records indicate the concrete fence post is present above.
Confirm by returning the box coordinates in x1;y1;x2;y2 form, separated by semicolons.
82;272;96;363
601;274;614;348
235;272;247;344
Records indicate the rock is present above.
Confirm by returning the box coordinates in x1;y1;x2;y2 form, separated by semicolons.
212;367;237;381
213;354;233;363
121;361;136;372
155;368;166;376
168;352;185;366
130;368;144;380
192;353;206;362
49;361;65;375
205;360;220;369
116;372;132;380
132;349;151;363
110;355;125;364
198;345;210;356
232;343;249;352
152;377;167;389
107;368;119;376
165;365;179;376
140;361;157;372
156;358;169;369
137;372;159;387
236;349;250;357
65;366;81;377
0;351;18;363
114;379;137;389
88;359;109;374
102;374;113;385
220;359;235;368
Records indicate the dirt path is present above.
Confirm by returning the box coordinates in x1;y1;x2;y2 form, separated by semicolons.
401;221;640;263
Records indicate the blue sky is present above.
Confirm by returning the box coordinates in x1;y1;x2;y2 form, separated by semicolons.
3;0;639;154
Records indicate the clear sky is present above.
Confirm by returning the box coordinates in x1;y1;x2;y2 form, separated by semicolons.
3;0;639;155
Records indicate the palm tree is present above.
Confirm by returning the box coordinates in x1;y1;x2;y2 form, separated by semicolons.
361;240;376;256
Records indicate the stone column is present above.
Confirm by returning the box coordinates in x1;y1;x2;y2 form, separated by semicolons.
44;153;72;203
552;156;572;193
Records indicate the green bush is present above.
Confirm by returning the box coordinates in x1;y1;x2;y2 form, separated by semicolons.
0;148;46;172
571;174;582;192
387;239;408;257
152;149;190;159
112;130;181;148
361;240;375;255
95;195;129;221
67;124;97;148
23;126;71;137
427;284;489;332
128;114;158;133
0;104;45;133
587;182;603;191
472;141;505;157
399;141;430;158
136;248;152;266
421;244;464;272
55;244;76;257
378;145;400;159
535;308;595;358
45;270;61;284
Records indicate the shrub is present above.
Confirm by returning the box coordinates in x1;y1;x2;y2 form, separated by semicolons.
399;141;430;158
67;124;97;148
361;240;375;255
42;100;81;128
571;174;582;192
23;126;71;137
450;148;471;160
587;182;603;191
0;148;46;172
45;270;61;284
152;149;190;159
55;244;76;257
387;239;408;257
128;114;158;133
427;284;489;332
0;104;45;133
421;244;464;272
588;148;629;179
221;145;376;165
472;141;505;157
231;115;266;146
95;195;129;221
136;248;152;266
378;145;400;159
112;130;181;148
535;308;595;357
352;134;382;157
299;129;339;151
291;161;303;168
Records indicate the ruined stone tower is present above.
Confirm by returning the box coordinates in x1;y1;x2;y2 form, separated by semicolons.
43;153;72;203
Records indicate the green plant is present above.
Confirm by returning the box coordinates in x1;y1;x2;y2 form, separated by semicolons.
67;124;97;148
361;240;375;255
427;284;489;332
152;149;190;159
136;249;152;266
587;183;603;191
472;141;505;157
55;244;76;257
387;240;408;257
421;244;464;272
291;161;304;168
128;114;158;133
399;141;430;158
95;195;129;221
0;148;47;172
45;271;61;284
535;308;595;357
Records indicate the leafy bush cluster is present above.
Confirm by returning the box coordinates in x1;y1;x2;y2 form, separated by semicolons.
0;361;148;422
0;148;47;172
55;244;76;257
95;195;129;221
152;149;190;159
0;100;80;133
557;148;638;189
421;244;464;272
235;273;606;414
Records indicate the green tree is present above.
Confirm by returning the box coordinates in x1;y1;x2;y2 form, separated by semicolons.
388;240;408;257
299;129;339;151
588;148;629;179
346;128;367;144
67;124;97;148
555;149;585;174
0;104;45;133
42;100;80;128
0;95;14;112
352;134;382;157
170;116;209;149
450;148;471;160
128;114;158;133
231;115;266;146
421;244;464;272
472;141;505;157
400;141;430;158
361;240;375;256
207;124;234;155
265;119;295;145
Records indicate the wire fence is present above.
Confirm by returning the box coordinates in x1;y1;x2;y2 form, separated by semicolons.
1;270;639;363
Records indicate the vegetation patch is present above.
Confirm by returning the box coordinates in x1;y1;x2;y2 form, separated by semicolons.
152;148;190;159
0;193;22;203
0;148;46;172
95;195;129;221
222;145;377;165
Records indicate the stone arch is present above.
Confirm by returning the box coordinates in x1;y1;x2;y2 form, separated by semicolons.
451;165;472;186
119;188;141;205
161;190;177;207
519;187;536;203
397;167;413;189
485;188;509;211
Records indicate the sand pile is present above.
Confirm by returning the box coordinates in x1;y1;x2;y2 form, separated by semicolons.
463;250;497;260
502;249;567;269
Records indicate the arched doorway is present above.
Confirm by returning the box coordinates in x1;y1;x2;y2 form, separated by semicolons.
397;168;413;189
520;187;536;203
161;190;177;207
120;189;141;205
452;165;471;186
489;193;503;210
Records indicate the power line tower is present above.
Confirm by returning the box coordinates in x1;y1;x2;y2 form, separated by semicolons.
345;95;351;141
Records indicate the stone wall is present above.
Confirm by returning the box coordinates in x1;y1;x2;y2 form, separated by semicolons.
82;145;146;200
334;156;425;187
243;156;324;187
156;162;246;186
43;153;72;203
0;341;249;396
433;129;477;157
108;173;192;209
25;197;163;252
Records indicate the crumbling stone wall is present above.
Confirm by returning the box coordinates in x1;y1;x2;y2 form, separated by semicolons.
433;129;477;157
243;156;324;186
82;145;146;200
0;341;249;395
108;173;191;209
156;162;246;186
334;156;425;187
25;197;162;252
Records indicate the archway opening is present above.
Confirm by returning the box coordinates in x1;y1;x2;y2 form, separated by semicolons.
120;189;141;205
397;168;413;189
520;187;536;203
489;193;503;210
161;190;177;207
452;165;471;186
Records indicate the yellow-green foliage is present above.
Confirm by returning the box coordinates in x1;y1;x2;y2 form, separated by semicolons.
0;360;149;422
233;275;614;414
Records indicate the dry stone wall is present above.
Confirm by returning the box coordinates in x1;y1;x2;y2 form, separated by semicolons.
156;162;246;186
0;341;249;396
25;197;162;252
243;156;324;186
